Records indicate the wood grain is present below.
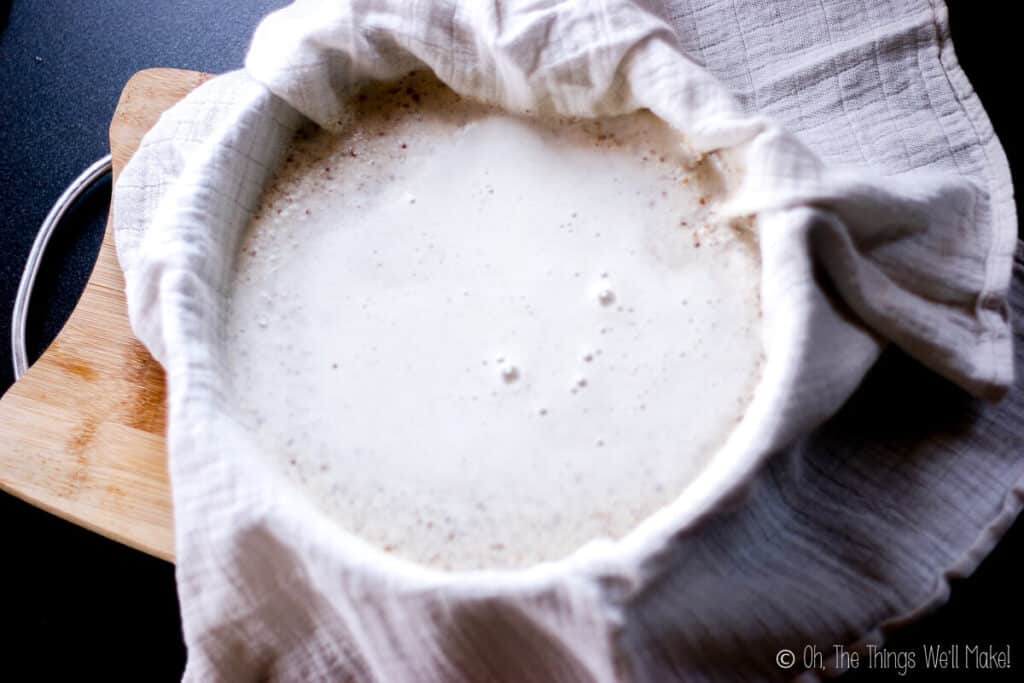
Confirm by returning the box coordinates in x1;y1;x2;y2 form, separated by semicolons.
0;68;212;562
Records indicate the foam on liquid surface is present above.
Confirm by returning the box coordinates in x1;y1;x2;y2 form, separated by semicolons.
226;74;763;571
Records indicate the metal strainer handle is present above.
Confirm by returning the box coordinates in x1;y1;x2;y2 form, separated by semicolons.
11;154;113;380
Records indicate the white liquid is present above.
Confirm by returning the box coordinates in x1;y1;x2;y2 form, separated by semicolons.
226;75;763;571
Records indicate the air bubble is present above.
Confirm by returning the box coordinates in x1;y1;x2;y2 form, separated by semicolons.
597;290;616;306
501;366;520;383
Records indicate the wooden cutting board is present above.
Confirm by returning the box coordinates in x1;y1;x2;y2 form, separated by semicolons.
0;69;213;562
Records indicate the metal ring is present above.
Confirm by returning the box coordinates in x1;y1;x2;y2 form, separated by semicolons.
11;154;113;380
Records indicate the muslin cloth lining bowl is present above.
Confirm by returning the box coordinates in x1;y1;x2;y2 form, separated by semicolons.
112;0;1017;680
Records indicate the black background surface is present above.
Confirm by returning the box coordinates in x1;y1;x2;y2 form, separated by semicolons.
0;1;1020;680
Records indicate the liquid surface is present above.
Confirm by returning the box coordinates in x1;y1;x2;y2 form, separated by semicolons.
226;74;763;571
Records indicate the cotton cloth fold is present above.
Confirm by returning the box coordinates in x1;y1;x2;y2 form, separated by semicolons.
112;0;1019;681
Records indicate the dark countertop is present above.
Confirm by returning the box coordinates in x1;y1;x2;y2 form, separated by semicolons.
0;2;1020;680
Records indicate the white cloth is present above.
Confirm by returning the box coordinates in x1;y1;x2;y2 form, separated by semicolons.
112;0;1019;680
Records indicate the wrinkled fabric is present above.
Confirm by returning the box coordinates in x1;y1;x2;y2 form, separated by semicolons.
112;0;1018;680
